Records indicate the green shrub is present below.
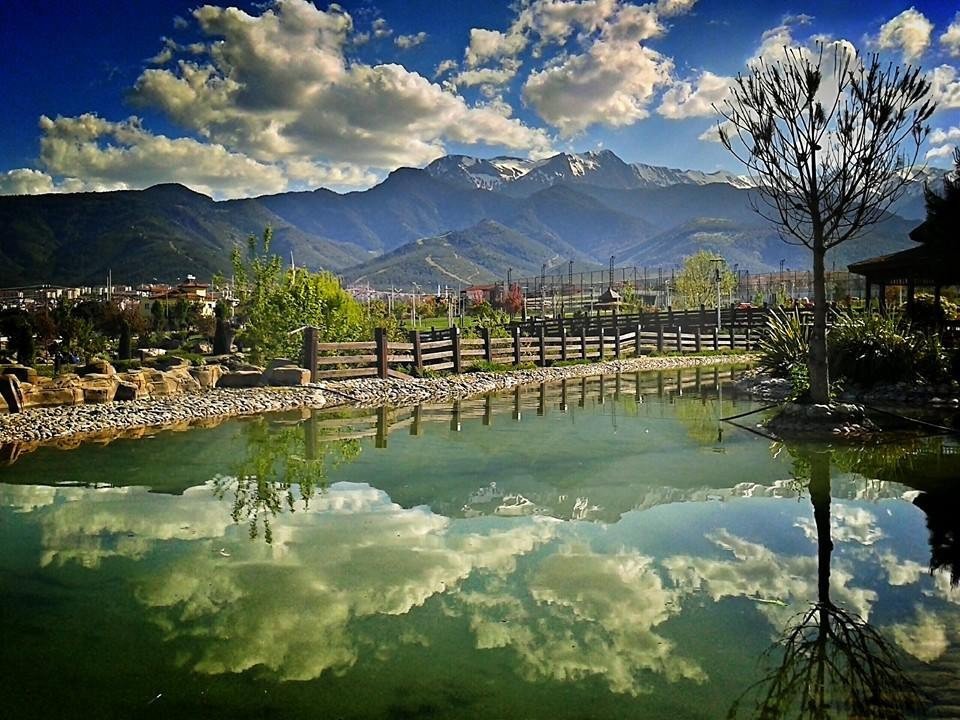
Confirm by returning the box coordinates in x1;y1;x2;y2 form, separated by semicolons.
828;311;915;387
466;360;514;373
757;307;810;377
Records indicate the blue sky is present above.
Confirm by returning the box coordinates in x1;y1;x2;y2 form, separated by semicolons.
1;0;958;198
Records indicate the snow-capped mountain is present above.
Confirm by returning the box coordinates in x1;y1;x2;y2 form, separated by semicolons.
425;149;752;194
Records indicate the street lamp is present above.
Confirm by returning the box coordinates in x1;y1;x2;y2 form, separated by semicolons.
711;257;723;328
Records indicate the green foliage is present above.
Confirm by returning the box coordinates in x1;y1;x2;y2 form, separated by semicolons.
828;311;926;387
231;228;367;362
757;308;811;377
466;360;514;373
674;251;737;309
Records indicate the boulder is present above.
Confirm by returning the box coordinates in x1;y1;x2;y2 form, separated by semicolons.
189;365;224;389
0;373;24;413
82;386;113;404
218;370;264;388
117;370;149;395
153;355;191;370
264;366;311;386
21;385;84;409
2;364;39;384
78;360;116;376
114;381;140;402
267;358;298;371
167;367;202;393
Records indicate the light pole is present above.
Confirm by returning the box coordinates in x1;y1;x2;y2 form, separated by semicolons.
711;257;723;329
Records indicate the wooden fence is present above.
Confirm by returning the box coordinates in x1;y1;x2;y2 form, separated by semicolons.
302;366;745;447
301;324;759;381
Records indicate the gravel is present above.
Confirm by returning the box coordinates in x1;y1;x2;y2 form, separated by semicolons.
0;354;756;446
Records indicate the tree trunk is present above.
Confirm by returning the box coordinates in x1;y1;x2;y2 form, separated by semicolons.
809;452;833;608
808;244;829;403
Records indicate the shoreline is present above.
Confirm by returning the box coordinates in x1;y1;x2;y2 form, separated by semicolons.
0;353;756;449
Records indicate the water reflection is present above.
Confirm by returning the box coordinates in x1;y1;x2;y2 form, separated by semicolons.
729;448;924;719
213;413;360;543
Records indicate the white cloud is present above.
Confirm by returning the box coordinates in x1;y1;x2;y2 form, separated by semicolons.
657;70;731;119
929;64;960;109
372;17;392;39
930;126;960;145
433;59;458;77
395;32;428;50
942;13;960;57
0;168;57;195
926;143;956;161
465;28;528;67
19;113;376;199
455;65;520;88
794;505;883;546
129;0;553;179
876;7;933;62
656;0;697;18
889;607;949;663
523;40;673;135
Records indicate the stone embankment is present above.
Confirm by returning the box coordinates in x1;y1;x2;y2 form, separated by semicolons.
0;354;755;447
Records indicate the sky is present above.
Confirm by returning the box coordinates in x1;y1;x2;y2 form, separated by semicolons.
1;0;959;199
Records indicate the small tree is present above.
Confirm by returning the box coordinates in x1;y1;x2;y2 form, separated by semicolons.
717;43;934;403
674;251;737;309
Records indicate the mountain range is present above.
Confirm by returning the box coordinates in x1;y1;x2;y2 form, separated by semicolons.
0;149;942;288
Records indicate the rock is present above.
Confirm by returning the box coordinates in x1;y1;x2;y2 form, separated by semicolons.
218;370;264;388
264;366;311;386
2;364;39;384
267;358;298;371
82;386;113;404
153;355;191;370
0;373;24;413
114;381;140;402
78;360;116;376
189;365;224;389
21;386;84;409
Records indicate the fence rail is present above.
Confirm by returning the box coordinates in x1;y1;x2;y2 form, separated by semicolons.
301;324;760;382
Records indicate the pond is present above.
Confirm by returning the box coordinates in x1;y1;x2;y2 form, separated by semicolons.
1;366;959;719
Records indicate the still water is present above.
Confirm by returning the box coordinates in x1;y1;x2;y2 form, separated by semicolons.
1;367;958;719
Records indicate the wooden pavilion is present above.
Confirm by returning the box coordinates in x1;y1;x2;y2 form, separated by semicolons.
847;219;958;310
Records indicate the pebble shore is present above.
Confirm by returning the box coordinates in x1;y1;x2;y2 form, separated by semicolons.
0;354;755;447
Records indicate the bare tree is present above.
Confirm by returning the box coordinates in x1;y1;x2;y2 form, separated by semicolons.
716;44;935;403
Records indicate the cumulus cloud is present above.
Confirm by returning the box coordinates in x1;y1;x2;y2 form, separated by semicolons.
372;17;392;39
433;59;458;77
395;32;427;50
13;113;377;199
875;7;933;62
128;0;553;177
523;40;673;135
465;27;528;67
657;70;731;119
930;126;960;145
0;168;57;195
929;64;960;109
889;607;949;662
794;505;883;547
926;143;957;161
942;13;960;57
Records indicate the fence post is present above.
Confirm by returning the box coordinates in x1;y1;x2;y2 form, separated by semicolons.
512;326;521;366
580;328;587;360
599;327;606;360
657;325;664;353
452;325;462;374
538;325;546;367
410;330;423;373
728;324;735;350
712;326;720;351
699;304;706;327
614;324;621;359
560;325;568;361
375;327;389;379
667;305;674;325
745;325;752;350
302;326;318;382
636;323;643;356
695;326;702;353
674;325;683;353
482;327;493;363
747;305;754;330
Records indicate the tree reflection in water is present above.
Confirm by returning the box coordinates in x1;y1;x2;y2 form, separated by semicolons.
729;449;924;719
213;412;360;543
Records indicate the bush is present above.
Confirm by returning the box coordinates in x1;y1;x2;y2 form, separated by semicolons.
757;308;810;377
828;311;948;387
